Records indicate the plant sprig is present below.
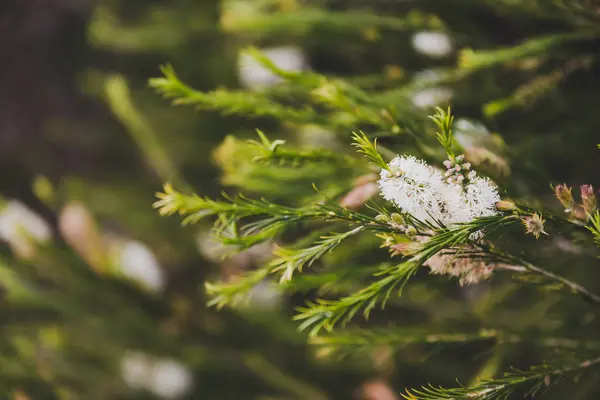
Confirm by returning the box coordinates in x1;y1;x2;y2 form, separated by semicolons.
429;106;455;158
402;356;600;400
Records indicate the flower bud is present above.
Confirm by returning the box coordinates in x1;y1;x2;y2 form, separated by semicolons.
580;184;597;215
554;184;574;211
495;200;516;212
405;226;417;236
375;214;389;223
390;213;405;226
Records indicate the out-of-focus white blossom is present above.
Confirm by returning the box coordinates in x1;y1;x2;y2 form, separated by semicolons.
412;87;453;108
117;240;165;292
121;353;193;398
0;200;52;258
238;46;306;91
412;31;453;58
148;358;194;399
59;202;105;270
121;352;154;390
454;118;492;149
245;280;283;311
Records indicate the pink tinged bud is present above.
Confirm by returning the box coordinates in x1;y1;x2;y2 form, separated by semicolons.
462;162;471;170
59;202;106;272
580;184;597;215
521;213;547;239
456;175;464;183
554;184;574;210
390;242;418;256
454;165;461;171
339;182;379;210
443;160;452;168
455;154;465;162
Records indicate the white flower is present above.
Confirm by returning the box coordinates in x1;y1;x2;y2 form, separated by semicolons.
238;46;306;91
379;156;457;224
379;155;502;284
148;358;193;399
412;88;453;108
378;155;499;231
411;31;453;58
118;240;165;293
462;176;501;222
0;200;52;258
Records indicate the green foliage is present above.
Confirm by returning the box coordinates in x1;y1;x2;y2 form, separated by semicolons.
351;131;390;172
7;0;600;398
429;107;455;158
586;210;600;247
403;356;600;400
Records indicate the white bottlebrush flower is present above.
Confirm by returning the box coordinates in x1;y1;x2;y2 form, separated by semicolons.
379;155;500;235
0;200;52;258
411;31;453;58
379;154;501;284
412;87;453;108
118;240;165;293
238;46;306;91
378;155;462;226
461;176;501;222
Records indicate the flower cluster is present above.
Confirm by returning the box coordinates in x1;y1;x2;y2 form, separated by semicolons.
443;154;474;185
426;247;495;286
379;155;500;231
378;154;501;284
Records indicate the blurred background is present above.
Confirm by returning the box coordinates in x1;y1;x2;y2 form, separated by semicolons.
1;0;600;399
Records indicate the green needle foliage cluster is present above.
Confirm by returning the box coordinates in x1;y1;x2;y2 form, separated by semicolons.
4;0;600;399
146;1;600;398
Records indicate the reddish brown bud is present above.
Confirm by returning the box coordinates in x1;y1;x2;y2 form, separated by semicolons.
581;184;597;215
554;184;574;211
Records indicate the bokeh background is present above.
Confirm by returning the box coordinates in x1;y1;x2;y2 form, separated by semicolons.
2;0;600;399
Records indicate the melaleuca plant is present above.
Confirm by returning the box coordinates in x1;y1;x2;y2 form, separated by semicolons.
148;2;600;397
154;98;600;398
